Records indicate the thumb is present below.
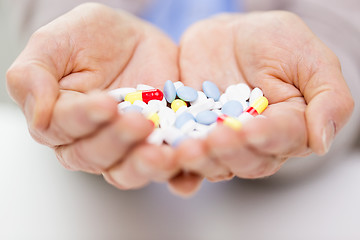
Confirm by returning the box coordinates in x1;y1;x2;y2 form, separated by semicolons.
303;58;354;155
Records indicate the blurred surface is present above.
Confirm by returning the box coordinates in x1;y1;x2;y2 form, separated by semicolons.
1;103;360;239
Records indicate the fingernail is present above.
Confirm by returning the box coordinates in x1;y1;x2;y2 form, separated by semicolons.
322;120;335;154
24;94;35;124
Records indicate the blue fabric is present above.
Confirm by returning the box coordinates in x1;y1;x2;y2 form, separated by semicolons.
140;0;243;43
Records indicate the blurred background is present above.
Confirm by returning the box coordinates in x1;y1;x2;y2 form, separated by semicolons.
1;0;360;239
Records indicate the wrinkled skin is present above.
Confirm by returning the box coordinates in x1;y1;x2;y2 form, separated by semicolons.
6;4;353;197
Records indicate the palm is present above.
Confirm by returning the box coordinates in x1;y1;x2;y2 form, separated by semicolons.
177;12;347;179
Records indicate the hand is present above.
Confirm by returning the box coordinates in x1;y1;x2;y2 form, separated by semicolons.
6;3;180;190
175;11;354;184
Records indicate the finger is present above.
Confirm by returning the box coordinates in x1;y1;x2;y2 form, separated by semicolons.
302;62;354;155
179;16;244;90
207;125;283;179
168;172;204;198
176;139;233;182
39;90;118;146
243;98;309;157
55;112;154;172
103;144;178;189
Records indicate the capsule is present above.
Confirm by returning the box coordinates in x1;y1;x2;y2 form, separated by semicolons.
244;96;268;117
147;112;160;128
124;89;164;104
217;114;242;130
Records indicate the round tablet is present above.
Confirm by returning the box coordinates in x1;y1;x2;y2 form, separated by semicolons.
177;86;198;102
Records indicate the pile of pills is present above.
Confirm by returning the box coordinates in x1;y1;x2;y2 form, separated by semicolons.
108;80;268;147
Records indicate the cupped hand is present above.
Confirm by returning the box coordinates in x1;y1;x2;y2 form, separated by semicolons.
175;11;354;184
6;3;180;190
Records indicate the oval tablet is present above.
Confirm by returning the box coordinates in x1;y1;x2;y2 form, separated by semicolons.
175;112;195;129
202;81;220;101
221;100;244;117
195;110;218;125
163;80;176;103
177;86;198;102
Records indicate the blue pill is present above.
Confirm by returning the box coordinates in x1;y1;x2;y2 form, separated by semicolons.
202;81;220;101
163;80;176;103
221;100;243;117
175;112;195;129
123;105;143;113
195;110;218;125
177;86;198;102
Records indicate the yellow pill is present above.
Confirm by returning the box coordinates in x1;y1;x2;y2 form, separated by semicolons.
171;99;187;112
147;112;160;128
251;96;268;114
124;91;142;104
223;117;242;130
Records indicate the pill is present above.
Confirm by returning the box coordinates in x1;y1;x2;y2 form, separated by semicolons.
163;127;187;147
202;80;220;101
158;107;176;128
219;94;228;105
175;112;195;129
173;81;184;90
171;99;187;112
180;119;197;134
175;105;188;116
225;83;250;102
117;101;131;112
217;115;242;130
245;96;268;116
163;80;177;103
236;83;251;101
108;87;136;102
195;110;218;125
177;86;198;102
147;100;162;113
188;98;215;116
147;112;160;127
221;100;243;117
123;105;143;113
190;91;207;106
146;128;164;145
249;87;263;105
213;101;223;110
136;84;155;91
125;89;163;104
133;100;148;109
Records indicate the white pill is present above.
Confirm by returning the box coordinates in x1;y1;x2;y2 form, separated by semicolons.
225;83;251;102
190;91;207;106
163;126;186;146
239;100;249;111
213;101;223;110
161;97;168;107
219;94;228;105
249;87;264;105
136;84;155;91
212;109;222;116
117;101;131;112
188;98;215;116
146;128;164;146
133;100;148;109
147;100;162;113
236;83;251;100
175;105;188;116
237;112;253;123
108;88;136;102
173;81;184;90
158;107;176;129
180;119;197;134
